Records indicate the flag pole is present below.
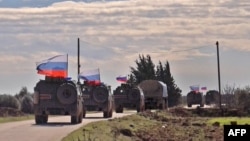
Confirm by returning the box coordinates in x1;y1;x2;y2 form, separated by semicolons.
77;38;80;83
67;54;68;78
216;41;222;110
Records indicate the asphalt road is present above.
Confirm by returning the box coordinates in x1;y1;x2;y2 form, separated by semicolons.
0;111;136;141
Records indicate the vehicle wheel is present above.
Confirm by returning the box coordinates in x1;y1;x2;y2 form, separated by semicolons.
43;115;48;123
93;86;109;103
35;115;47;124
129;88;140;101
200;103;204;107
71;115;78;124
79;112;83;123
161;99;166;110
115;106;123;113
109;109;113;118
103;111;109;118
57;83;77;105
82;109;86;118
35;115;42;124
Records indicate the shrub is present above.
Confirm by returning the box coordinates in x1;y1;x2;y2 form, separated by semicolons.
0;94;20;109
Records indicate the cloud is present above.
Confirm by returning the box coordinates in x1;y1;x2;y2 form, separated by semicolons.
0;0;250;94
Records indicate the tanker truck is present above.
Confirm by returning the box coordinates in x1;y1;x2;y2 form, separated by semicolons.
138;80;168;110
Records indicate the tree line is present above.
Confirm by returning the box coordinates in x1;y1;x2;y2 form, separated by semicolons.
0;87;33;113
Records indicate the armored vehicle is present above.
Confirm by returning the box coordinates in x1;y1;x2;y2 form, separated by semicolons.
205;90;219;105
138;80;168;110
113;83;145;113
33;76;85;124
187;91;204;107
81;81;113;118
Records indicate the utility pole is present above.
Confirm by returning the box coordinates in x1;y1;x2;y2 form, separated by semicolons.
77;38;80;84
216;41;222;110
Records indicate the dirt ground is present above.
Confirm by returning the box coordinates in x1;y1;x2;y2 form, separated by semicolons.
132;108;224;141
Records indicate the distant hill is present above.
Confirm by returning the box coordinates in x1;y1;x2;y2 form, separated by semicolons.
0;0;126;8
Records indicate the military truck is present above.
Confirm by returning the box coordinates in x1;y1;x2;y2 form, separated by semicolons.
205;90;219;105
113;83;145;113
187;91;204;107
138;80;168;110
33;76;85;124
81;81;113;118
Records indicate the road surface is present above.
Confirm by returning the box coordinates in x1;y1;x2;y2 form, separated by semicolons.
0;111;136;141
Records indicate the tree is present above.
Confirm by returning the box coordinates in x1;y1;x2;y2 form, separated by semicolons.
21;95;34;113
15;87;30;101
130;54;156;84
130;54;182;107
0;94;20;109
156;61;182;107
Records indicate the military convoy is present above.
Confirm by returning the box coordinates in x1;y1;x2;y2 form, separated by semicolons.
186;91;204;107
81;81;113;118
138;80;168;110
33;76;85;124
113;83;145;113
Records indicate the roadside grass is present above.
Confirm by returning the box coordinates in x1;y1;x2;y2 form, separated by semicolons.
62;110;224;141
0;115;34;124
208;117;250;126
62;114;158;141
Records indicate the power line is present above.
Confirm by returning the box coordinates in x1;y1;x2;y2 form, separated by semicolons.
170;46;209;53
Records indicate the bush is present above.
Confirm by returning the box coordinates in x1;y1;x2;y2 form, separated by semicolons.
0;94;20;109
21;95;34;114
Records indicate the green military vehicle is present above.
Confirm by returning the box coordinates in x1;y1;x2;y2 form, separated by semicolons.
205;90;219;105
113;83;145;113
33;76;85;124
81;81;113;118
187;91;204;107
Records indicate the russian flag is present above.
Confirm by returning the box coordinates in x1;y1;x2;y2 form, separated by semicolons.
116;75;127;83
190;85;200;93
201;86;207;91
36;54;68;78
79;68;100;82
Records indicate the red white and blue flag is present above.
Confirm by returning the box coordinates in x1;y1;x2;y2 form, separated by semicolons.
190;85;200;92
79;68;100;82
36;54;68;78
116;75;127;83
201;87;207;91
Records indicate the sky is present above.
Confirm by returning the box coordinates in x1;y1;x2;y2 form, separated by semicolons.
0;0;250;95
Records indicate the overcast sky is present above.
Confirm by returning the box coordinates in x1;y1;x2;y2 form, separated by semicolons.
0;0;250;95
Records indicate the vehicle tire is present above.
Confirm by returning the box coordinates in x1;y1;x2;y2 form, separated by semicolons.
43;115;48;123
161;99;166;110
103;111;109;118
109;109;113;118
128;88;140;101
115;105;123;113
93;86;109;103
35;115;47;124
57;83;77;105
82;107;86;118
79;112;83;123
71;115;78;124
35;115;42;124
200;103;204;107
